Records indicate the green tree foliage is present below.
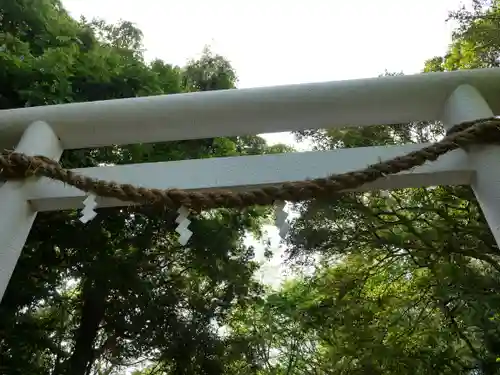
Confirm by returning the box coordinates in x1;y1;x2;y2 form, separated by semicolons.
425;0;500;71
4;0;500;374
0;1;283;374
225;2;500;375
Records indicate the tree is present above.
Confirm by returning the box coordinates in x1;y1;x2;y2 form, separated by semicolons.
0;1;282;374
252;2;500;373
5;0;500;374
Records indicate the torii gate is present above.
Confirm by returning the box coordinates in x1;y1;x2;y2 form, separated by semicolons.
1;68;500;302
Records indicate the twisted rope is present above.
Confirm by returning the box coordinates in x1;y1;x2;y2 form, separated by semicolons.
1;117;499;212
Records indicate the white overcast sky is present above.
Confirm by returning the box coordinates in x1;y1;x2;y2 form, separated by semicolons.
62;0;466;286
63;0;463;88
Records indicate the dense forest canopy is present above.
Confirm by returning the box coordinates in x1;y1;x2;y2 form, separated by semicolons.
1;0;500;374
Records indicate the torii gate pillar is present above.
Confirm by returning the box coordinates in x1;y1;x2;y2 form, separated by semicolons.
441;84;500;247
0;121;63;301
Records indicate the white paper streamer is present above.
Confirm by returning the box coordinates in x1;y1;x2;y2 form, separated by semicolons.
274;200;290;239
80;194;98;223
175;206;193;245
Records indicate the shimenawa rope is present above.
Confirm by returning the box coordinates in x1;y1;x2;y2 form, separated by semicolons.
1;117;499;212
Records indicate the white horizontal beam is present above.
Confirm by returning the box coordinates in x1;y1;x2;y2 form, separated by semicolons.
25;144;473;212
1;68;500;149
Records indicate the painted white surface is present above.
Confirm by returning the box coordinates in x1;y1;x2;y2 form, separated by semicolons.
61;0;464;164
441;85;500;247
26;144;472;212
0;122;63;301
1;68;500;150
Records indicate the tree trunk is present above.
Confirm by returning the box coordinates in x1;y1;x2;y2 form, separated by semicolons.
60;277;108;375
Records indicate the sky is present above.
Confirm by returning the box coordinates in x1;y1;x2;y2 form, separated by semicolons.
61;0;467;287
63;0;462;88
62;0;464;147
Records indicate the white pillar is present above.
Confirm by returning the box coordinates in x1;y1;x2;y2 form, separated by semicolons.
440;84;500;247
0;121;63;302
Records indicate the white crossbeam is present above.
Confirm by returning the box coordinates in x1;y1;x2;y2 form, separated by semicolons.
25;144;473;212
1;68;500;149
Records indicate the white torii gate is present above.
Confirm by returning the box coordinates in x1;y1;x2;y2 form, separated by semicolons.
1;68;500;302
